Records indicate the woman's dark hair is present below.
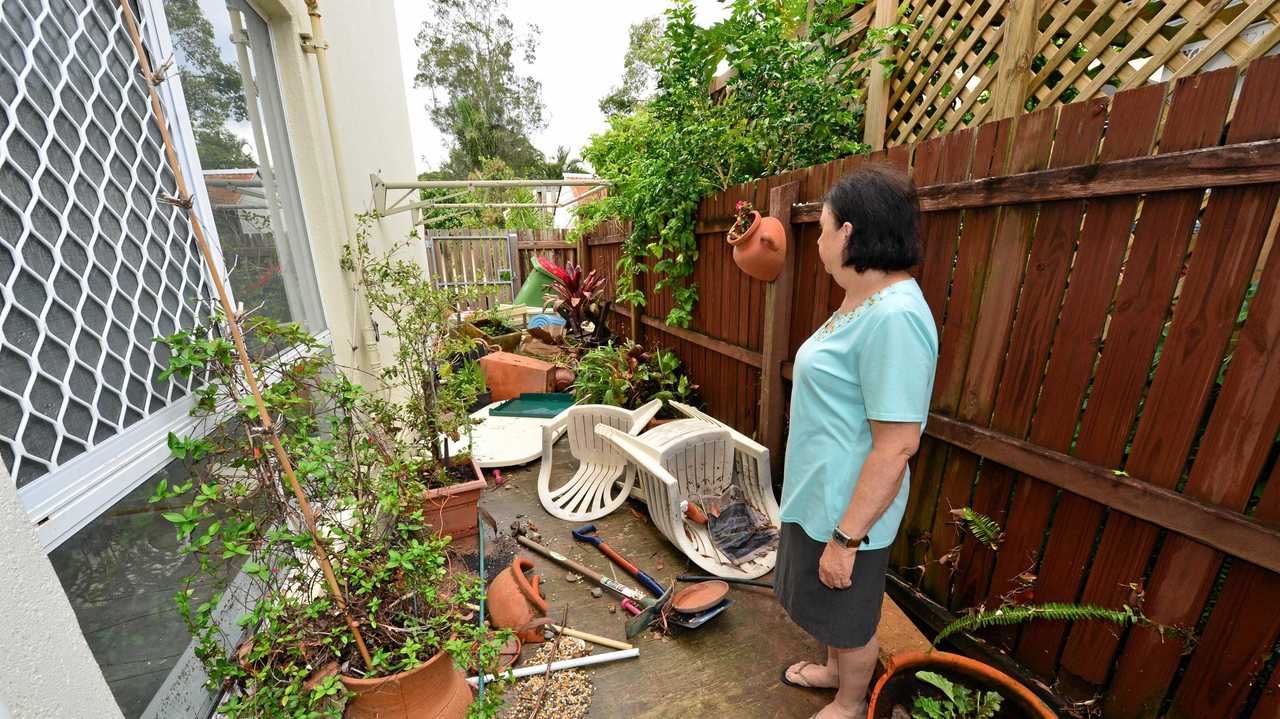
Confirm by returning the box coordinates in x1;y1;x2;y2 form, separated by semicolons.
824;165;921;272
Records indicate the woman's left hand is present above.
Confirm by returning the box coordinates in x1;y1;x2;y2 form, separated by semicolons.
818;542;857;589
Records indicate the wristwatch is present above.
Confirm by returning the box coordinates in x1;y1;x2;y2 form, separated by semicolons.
831;526;868;549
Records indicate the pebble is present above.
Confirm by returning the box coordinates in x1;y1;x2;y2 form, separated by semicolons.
608;604;617;614
590;588;603;598
565;572;582;583
498;638;594;719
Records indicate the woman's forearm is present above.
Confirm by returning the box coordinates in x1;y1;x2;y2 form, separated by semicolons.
835;448;910;540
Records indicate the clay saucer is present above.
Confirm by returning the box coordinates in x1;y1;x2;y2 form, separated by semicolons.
672;580;730;614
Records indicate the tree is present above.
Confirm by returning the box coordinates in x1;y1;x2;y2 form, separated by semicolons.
164;0;257;169
540;146;586;179
414;158;550;230
598;16;668;117
415;0;546;178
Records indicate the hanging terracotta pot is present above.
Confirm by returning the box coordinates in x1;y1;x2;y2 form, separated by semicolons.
487;557;549;644
726;210;787;282
868;652;1056;719
341;649;472;719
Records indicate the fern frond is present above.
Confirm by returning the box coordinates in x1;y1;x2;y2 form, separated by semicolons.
950;507;1004;550
933;603;1141;648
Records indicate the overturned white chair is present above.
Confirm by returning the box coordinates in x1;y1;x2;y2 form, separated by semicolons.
596;419;780;579
536;399;662;522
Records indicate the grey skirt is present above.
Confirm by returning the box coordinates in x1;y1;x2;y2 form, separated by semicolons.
774;522;890;649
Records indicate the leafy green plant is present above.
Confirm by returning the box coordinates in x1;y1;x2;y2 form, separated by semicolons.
342;213;483;481
154;313;510;718
950;507;1004;550
572;341;698;411
932;603;1149;648
576;0;891;326
910;671;1003;719
470;306;518;338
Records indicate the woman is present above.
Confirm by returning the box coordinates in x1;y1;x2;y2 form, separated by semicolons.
775;166;938;719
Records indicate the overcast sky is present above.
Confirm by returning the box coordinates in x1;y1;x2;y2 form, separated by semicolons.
393;0;728;174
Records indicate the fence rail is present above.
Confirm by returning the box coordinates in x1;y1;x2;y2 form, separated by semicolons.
579;58;1280;717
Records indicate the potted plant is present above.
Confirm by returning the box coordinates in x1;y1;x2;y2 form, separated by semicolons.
462;307;522;353
726;199;787;282
154;314;511;719
572;341;698;424
540;259;613;349
343;215;488;538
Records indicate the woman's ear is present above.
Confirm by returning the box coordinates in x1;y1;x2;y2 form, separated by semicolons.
842;222;854;241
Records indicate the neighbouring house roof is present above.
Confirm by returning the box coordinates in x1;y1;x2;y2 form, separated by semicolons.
553;173;603;229
203;168;258;207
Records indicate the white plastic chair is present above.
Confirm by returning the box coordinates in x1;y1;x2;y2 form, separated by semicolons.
536;399;662;522
596;421;780;579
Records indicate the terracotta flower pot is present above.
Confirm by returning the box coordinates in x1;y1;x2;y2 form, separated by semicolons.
486;556;549;644
644;416;676;432
868;652;1056;719
551;366;575;392
726;210;787;282
341;649;472;719
424;457;487;538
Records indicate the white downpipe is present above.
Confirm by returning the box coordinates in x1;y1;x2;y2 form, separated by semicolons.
464;648;641;686
302;0;382;372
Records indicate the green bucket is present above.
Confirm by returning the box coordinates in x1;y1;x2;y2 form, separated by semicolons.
513;259;559;307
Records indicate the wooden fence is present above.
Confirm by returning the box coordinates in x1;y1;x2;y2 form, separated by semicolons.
581;59;1280;717
726;0;1280;149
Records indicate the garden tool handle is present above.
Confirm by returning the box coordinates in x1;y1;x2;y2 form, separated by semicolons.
574;527;668;597
516;535;649;604
595;542;666;596
620;598;642;616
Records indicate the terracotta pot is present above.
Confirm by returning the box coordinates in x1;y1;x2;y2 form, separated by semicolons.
551;366;575;392
341;649;472;719
644;416;676;432
868;652;1055;719
486;556;549;644
726;210;787;282
478;351;555;401
424;458;487;538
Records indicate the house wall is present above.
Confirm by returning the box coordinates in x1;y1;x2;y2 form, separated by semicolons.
0;464;123;719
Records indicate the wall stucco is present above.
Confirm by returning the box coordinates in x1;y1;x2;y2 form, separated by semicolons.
0;464;123;719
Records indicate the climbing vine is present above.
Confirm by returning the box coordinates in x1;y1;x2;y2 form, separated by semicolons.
578;0;903;327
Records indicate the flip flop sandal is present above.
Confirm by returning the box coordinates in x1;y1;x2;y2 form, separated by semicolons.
780;660;837;690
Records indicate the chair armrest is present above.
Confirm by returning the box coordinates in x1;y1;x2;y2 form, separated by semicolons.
629;399;664;434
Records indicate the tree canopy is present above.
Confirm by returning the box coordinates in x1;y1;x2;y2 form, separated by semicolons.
164;0;256;170
414;0;547;178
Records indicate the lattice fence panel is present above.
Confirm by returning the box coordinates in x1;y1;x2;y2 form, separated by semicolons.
0;0;212;487
884;0;1280;146
886;0;1008;146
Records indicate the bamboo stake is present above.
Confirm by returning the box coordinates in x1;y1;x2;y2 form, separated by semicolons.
115;0;374;670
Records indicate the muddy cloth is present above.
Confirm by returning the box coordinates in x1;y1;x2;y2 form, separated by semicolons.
705;494;779;565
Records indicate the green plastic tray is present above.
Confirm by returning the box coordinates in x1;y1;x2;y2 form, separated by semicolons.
488;393;576;419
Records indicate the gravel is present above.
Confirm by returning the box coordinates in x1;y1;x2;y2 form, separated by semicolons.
499;638;594;719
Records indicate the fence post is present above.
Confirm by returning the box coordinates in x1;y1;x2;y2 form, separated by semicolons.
759;181;801;481
992;0;1038;120
862;0;898;150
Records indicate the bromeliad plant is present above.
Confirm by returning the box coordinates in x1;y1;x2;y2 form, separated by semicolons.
541;259;612;348
342;213;484;484
154;313;510;718
571;341;697;411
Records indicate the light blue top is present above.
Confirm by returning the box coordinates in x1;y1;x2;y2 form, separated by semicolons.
780;278;939;549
